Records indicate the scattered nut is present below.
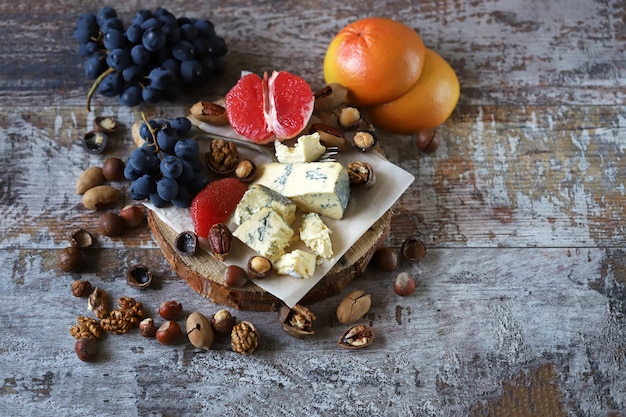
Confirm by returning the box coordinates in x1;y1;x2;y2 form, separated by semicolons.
58;246;82;272
70;316;104;340
207;223;232;261
337;325;375;349
401;237;427;263
159;300;183;321
101;157;125;181
71;280;92;297
278;304;316;339
347;161;376;188
394;272;416;296
174;231;198;257
70;229;94;250
156;320;182;345
98;212;125;237
231;321;260;355
313;83;348;111
211;309;236;334
371;247;399;271
94;116;117;134
186;312;215;350
224;265;249;288
247;256;272;280
336;290;371;324
309;123;349;151
139;318;156;337
87;287;109;319
189;101;228;125
74;338;99;362
76;166;105;194
82;185;121;210
415;128;441;153
338;106;361;129
234;159;257;182
352;130;378;152
205;139;239;174
83;130;109;154
126;264;153;290
119;205;144;228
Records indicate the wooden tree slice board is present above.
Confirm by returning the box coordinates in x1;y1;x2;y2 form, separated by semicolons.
147;209;392;311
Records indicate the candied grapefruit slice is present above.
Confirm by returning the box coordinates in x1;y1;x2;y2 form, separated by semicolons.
190;178;248;238
225;70;314;144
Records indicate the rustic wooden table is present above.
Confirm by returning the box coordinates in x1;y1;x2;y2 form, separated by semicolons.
1;1;624;416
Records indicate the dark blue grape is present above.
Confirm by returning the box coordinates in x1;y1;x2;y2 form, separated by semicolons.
119;85;142;106
130;44;150;66
162;84;182;101
141;17;162;31
180;23;198;42
85;53;107;80
177;17;193;26
209;35;228;57
77;12;97;26
142;86;162;104
173;137;199;160
156;127;179;153
156;177;179;201
129;146;157;172
122;65;145;83
188;157;203;173
149;191;168;208
192;38;211;58
171;185;192;208
125;24;144;44
180;60;204;84
153;47;172;64
129;174;156;200
103;29;126;50
78;43;92;57
170;117;192;137
200;56;224;76
160;58;180;77
100;17;124;33
171;40;195;61
187;174;210;194
160;155;184;178
155;8;176;25
74;23;98;44
85;41;99;55
194;19;216;38
132;9;153;26
178;160;195;183
98;72;124;97
148;67;176;90
96;6;117;26
142;27;166;51
106;48;132;71
162;22;181;45
139;119;158;141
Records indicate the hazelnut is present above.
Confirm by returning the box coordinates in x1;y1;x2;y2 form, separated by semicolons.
174;231;198;257
83;130;109;154
119;205;144;228
338;106;361;130
139;318;156;337
394;272;416;296
70;229;94;250
159;300;183;320
74;337;99;362
101;157;125;181
224;265;248;288
58;246;82;272
71;280;92;297
186;312;215;350
401;237;427;263
415;128;441;153
352;130;378;152
93;116;117;134
371;247;399;271
337;325;375;350
234;159;256;182
156;320;182;345
336;290;371;324
211;309;236;334
247;256;272;280
98;212;125;237
126;264;152;290
207;223;232;261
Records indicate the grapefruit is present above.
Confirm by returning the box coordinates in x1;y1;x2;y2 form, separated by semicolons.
323;17;426;107
225;70;314;144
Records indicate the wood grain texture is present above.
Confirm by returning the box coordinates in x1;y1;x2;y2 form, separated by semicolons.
0;0;625;416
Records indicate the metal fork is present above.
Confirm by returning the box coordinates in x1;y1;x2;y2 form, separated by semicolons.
189;117;338;162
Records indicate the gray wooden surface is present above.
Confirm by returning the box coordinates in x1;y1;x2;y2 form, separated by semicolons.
1;1;625;416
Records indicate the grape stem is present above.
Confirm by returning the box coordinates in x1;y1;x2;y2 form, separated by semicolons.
86;67;115;112
140;112;162;156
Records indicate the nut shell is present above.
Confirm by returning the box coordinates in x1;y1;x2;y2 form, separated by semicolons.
224;265;248;288
337;325;375;349
205;139;239;174
234;159;257;182
74;337;99;362
278;304;316;339
207;223;232;261
58;246;82;272
174;231;198;257
186;312;215;350
139;318;156;338
126;264;152;290
159;300;183;321
94;116;117;134
101;157;125;181
156;320;182;345
70;229;94;250
401;237;427;263
83;130;109;154
336;290;371;324
247;256;272;280
98;212;125;237
211;309;236;334
347;161;375;188
394;272;416;296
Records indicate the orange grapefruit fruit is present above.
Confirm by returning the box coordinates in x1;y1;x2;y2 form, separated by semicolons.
225;70;314;144
323;17;426;107
364;48;460;134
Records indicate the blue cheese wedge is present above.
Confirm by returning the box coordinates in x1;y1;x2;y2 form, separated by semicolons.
274;132;326;163
254;161;350;220
233;184;297;226
232;207;294;261
274;249;317;279
299;212;333;260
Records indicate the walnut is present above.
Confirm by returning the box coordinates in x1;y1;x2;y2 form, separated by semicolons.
100;296;146;334
87;287;109;319
70;316;104;340
205;139;239;174
231;321;260;355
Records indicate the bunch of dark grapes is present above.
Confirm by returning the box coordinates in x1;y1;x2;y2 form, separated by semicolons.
124;117;209;208
74;6;227;109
